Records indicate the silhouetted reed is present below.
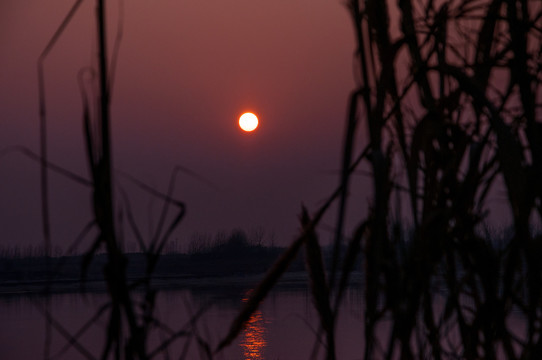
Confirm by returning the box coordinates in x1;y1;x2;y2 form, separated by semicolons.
218;0;542;359
32;1;194;359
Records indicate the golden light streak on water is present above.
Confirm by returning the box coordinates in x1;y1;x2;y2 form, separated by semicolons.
241;291;267;359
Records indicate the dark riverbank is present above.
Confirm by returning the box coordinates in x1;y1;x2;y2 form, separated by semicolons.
0;246;300;280
0;246;336;295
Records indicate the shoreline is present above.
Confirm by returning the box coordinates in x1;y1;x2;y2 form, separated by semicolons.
0;271;364;297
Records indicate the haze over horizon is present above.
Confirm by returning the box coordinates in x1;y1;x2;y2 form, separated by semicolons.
0;0;517;254
1;0;366;252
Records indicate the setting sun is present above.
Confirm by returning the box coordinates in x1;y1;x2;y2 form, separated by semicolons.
239;112;259;132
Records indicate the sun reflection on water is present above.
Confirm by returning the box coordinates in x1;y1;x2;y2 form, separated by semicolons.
240;294;267;359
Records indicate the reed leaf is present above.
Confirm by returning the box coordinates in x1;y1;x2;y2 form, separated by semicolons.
301;208;335;359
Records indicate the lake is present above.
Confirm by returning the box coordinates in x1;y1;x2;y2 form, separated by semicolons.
0;277;365;359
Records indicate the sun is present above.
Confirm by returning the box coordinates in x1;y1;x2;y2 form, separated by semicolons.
239;112;259;132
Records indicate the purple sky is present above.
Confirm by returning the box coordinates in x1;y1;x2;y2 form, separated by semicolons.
1;0;373;251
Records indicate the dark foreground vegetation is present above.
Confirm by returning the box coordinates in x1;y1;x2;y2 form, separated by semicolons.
221;0;542;359
6;0;542;359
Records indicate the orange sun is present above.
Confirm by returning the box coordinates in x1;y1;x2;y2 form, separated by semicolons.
239;112;259;132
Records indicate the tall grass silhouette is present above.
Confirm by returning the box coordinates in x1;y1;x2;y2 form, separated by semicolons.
219;1;542;359
31;1;197;359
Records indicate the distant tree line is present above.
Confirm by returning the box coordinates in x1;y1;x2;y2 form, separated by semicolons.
0;244;63;258
186;228;269;255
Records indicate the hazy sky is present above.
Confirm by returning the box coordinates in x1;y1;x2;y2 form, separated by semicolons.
1;0;367;251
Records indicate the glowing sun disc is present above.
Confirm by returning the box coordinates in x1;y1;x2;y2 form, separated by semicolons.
239;112;259;132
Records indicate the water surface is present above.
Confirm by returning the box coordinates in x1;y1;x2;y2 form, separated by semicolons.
0;284;364;359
